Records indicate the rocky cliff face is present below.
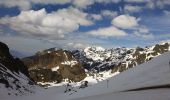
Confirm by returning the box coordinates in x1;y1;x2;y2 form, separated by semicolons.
22;49;86;83
0;42;35;96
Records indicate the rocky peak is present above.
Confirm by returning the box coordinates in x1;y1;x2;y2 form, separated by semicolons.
22;49;86;83
73;42;170;73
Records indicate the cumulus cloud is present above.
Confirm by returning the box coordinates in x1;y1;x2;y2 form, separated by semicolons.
101;10;118;18
0;7;93;39
112;15;139;29
111;14;153;39
86;26;127;38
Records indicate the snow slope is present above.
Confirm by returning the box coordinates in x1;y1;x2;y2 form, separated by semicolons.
73;89;170;100
4;51;170;100
67;51;170;99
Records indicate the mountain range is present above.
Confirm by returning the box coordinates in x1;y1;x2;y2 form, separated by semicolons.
0;41;170;99
21;41;170;86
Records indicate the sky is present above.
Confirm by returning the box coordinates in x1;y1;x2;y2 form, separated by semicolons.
0;0;170;56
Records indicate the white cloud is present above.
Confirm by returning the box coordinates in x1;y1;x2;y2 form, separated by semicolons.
88;14;102;21
86;26;127;38
67;42;89;49
125;0;147;3
112;15;139;29
72;0;94;8
134;31;154;39
31;0;71;5
96;0;120;3
0;7;93;39
0;0;121;10
0;0;31;10
145;0;165;9
101;10;117;18
125;0;169;9
133;27;154;39
145;1;155;9
124;5;142;13
72;0;121;9
138;27;149;33
162;1;170;5
0;0;71;10
1;0;170;11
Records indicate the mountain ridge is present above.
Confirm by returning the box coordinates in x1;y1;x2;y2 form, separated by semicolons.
22;41;170;85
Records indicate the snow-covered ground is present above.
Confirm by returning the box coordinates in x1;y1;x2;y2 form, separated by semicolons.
2;51;170;100
73;89;170;100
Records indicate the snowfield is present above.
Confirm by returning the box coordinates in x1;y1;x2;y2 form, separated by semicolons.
2;51;170;100
73;89;170;100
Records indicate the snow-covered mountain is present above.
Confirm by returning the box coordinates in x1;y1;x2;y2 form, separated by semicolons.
0;42;36;97
73;42;170;72
69;50;170;100
22;42;170;86
5;47;170;100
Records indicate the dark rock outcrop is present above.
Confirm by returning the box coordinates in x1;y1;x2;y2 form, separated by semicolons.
22;49;86;83
0;42;35;95
0;42;30;77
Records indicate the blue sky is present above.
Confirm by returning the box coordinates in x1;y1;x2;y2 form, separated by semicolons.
0;0;170;56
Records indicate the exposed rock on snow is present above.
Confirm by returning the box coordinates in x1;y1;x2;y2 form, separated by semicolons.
0;42;36;96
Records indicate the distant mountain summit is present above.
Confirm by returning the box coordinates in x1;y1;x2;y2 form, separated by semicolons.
22;42;170;85
0;42;35;96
